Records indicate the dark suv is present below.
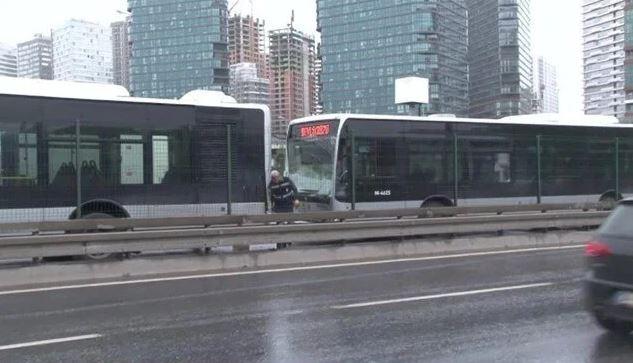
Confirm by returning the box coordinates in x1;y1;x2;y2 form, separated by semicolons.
585;199;633;334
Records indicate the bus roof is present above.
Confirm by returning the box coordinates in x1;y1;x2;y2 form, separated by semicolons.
290;113;633;129
0;76;268;111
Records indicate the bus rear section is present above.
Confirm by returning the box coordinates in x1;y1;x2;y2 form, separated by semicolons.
287;119;340;211
0;81;270;222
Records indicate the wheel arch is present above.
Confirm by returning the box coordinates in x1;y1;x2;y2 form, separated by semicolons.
68;199;130;219
599;190;623;202
421;195;454;207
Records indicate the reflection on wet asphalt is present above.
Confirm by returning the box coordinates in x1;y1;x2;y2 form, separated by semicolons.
0;247;632;362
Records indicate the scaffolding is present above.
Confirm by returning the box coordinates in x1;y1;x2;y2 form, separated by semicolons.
229;62;270;105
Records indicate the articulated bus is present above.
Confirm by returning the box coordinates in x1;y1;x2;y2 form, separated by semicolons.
0;76;270;222
287;114;633;211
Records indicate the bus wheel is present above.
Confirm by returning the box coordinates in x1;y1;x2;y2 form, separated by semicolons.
81;212;117;260
599;191;622;211
422;200;447;208
419;197;454;218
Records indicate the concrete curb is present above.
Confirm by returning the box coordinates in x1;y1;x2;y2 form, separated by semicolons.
0;230;592;290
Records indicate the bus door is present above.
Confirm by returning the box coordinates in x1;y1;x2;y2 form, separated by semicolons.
404;122;454;208
347;119;406;209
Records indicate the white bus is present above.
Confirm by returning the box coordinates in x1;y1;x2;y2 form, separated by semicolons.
0;76;271;222
287;113;633;211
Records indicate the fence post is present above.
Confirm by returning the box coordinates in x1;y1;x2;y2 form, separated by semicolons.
536;135;542;204
226;124;232;215
616;136;620;198
453;134;459;206
75;118;82;218
350;129;357;211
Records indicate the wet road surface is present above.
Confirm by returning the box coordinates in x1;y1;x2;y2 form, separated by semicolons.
0;245;632;362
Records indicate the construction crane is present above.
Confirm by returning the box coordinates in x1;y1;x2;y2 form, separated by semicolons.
229;0;241;13
289;9;295;29
229;0;253;14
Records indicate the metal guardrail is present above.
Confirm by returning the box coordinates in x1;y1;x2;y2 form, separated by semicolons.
0;203;610;259
0;202;605;234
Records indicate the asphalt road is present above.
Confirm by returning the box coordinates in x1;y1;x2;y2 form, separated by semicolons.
0;245;632;362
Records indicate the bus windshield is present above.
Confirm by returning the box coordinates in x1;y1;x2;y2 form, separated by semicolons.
287;121;339;200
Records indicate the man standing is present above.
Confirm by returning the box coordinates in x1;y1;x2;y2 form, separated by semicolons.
268;170;299;213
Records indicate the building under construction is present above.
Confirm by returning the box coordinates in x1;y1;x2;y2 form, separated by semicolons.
314;43;324;115
228;14;269;79
269;24;317;137
229;62;270;105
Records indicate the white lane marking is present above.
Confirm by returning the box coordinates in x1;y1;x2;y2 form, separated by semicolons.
0;245;582;297
0;334;102;351
331;282;555;309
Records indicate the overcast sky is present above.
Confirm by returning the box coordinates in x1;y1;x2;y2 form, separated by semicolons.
0;0;582;113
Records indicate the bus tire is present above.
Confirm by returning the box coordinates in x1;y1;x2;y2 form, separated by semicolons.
69;201;130;260
419;196;454;218
599;191;622;211
81;212;117;260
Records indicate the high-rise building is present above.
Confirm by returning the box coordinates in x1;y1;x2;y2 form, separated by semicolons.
533;56;559;113
583;0;625;119
317;0;469;116
129;0;229;99
314;44;324;115
468;0;533;118
269;24;317;136
111;19;131;90
17;34;53;80
228;14;268;78
52;19;113;84
229;62;270;105
0;43;17;77
623;0;633;122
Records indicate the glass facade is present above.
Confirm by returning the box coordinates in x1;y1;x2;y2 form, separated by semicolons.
17;34;53;80
129;0;229;99
112;20;131;90
317;0;469;116
533;56;559;113
468;0;533;118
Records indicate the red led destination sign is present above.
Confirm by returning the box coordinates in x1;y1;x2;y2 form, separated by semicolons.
300;124;331;138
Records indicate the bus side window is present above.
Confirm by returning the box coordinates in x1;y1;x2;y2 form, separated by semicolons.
355;138;397;179
152;135;169;184
120;135;144;185
48;133;102;187
511;137;537;184
540;137;585;184
18;133;37;185
621;141;633;194
335;135;349;199
406;138;450;184
153;130;193;185
464;139;512;184
48;134;77;187
493;153;511;183
0;131;38;188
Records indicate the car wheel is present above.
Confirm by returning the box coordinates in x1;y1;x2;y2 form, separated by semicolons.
594;313;633;335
